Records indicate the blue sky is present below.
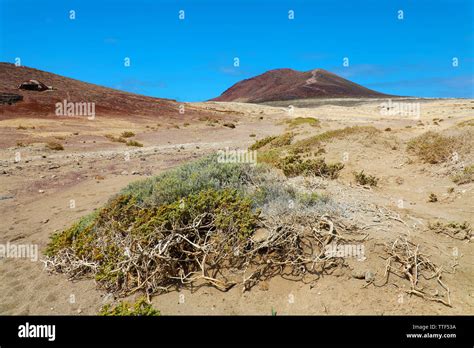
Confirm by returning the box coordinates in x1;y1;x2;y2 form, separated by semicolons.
1;0;473;101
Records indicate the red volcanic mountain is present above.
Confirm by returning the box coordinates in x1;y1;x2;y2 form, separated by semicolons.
0;63;185;118
212;68;390;103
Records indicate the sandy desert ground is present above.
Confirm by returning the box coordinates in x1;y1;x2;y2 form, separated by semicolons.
0;98;473;315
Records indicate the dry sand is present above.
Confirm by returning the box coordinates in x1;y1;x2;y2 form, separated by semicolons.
0;98;473;315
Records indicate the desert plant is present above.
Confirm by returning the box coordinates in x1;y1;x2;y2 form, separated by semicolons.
353;170;379;187
100;297;160;316
46;142;64;151
428;221;472;240
121;131;135;138
270;132;294;148
407;132;458;164
428;193;438;202
286;117;320;128
452;165;474;184
276;154;344;179
249;136;277;151
126;140;143;147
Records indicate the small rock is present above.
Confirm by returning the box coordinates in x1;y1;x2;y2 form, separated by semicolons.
77;309;82;314
365;271;375;282
121;170;128;175
131;171;140;175
48;164;60;170
38;189;45;193
351;270;366;279
42;219;49;224
51;175;57;179
251;228;270;243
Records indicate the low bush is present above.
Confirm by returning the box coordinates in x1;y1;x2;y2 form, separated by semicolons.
46;142;64;151
353;170;379;187
100;297;160;316
407;132;458;164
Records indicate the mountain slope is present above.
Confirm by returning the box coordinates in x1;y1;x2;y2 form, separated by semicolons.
0;63;181;118
212;68;391;103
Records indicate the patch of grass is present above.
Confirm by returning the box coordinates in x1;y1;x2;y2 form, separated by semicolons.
407;132;458;164
105;134;127;143
457;119;474;127
353;170;379;187
292;126;379;152
269;132;294;148
276;154;344;178
126;140;143;147
286;117;320;128
46;142;64;151
249;136;277;151
100;297;160;316
121;131;135;138
452;165;474;185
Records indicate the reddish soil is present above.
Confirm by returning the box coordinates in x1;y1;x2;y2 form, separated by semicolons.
0;63;208;120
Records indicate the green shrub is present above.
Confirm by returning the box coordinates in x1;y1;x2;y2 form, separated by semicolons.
276;155;344;178
100;297;160;316
121;131;135;138
249;136;277;150
353;170;379;187
270;133;294;148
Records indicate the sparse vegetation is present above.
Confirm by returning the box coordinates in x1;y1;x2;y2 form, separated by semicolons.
407;132;458;164
46;142;64;151
428;193;438;202
17;125;27;130
120;131;135;138
44;155;348;298
428;221;472;241
100;297;160;316
249;136;277;151
223;122;236;128
353;170;379;187
452;165;474;185
270;132;294;148
105;134;127;143
286;117;320;128
457;119;474;127
126;140;143;147
276;154;344;178
292;126;379;152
